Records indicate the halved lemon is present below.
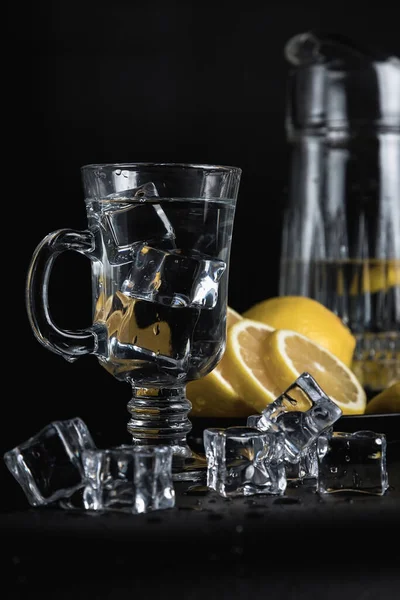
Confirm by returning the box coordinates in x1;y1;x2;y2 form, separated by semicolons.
263;329;367;415
187;307;250;417
223;318;278;413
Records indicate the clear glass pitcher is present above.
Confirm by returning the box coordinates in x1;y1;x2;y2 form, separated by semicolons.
279;32;400;394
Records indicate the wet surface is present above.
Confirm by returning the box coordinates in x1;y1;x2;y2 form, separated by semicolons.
1;416;399;597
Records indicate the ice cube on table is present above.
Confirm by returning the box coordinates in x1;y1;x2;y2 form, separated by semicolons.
284;441;319;481
121;244;226;308
134;446;175;513
317;430;389;495
3;418;96;507
247;414;330;482
254;372;342;462
204;426;287;497
83;445;175;513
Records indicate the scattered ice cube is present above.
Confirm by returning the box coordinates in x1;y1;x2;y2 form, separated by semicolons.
204;426;287;497
121;244;226;308
317;430;389;495
284;441;319;481
254;373;342;462
134;446;175;513
83;445;175;513
3;418;96;506
248;414;331;482
83;445;135;511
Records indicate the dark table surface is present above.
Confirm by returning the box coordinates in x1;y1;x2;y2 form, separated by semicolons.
2;414;400;600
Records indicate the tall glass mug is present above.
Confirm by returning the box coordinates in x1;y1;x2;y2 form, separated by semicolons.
279;33;400;395
26;163;241;479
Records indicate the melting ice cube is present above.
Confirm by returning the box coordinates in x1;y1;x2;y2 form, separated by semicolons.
317;430;389;495
253;373;342;462
121;244;226;309
204;426;287;497
82;444;175;513
3;418;96;506
103;183;176;265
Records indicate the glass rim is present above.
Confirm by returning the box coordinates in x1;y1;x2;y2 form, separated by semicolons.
81;162;242;174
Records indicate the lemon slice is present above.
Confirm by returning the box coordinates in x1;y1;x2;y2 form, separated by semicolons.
349;259;400;294
187;306;249;417
365;382;400;414
223;318;278;413
243;295;356;367
263;329;367;415
186;366;250;417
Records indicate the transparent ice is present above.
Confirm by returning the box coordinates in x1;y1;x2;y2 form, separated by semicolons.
106;183;175;252
317;430;389;495
284;442;319;481
83;445;175;513
254;373;342;462
247;414;331;481
204;426;287;497
3;417;96;506
102;183;176;266
134;446;175;513
121;243;226;308
101;182;227;309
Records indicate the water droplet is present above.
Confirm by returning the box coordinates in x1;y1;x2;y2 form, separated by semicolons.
153;324;160;336
115;169;122;176
345;455;351;462
133;336;138;345
330;466;338;473
235;525;244;533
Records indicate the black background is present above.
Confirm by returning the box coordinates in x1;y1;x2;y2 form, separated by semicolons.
4;0;400;459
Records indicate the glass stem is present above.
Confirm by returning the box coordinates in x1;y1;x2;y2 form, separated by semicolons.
127;385;193;456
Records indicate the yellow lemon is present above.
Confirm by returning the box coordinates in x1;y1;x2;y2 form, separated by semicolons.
262;329;367;415
350;259;400;295
365;382;400;414
243;296;356;367
187;307;250;417
223;318;278;413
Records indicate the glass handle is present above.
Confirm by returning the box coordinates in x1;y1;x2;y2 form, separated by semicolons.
26;228;98;362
